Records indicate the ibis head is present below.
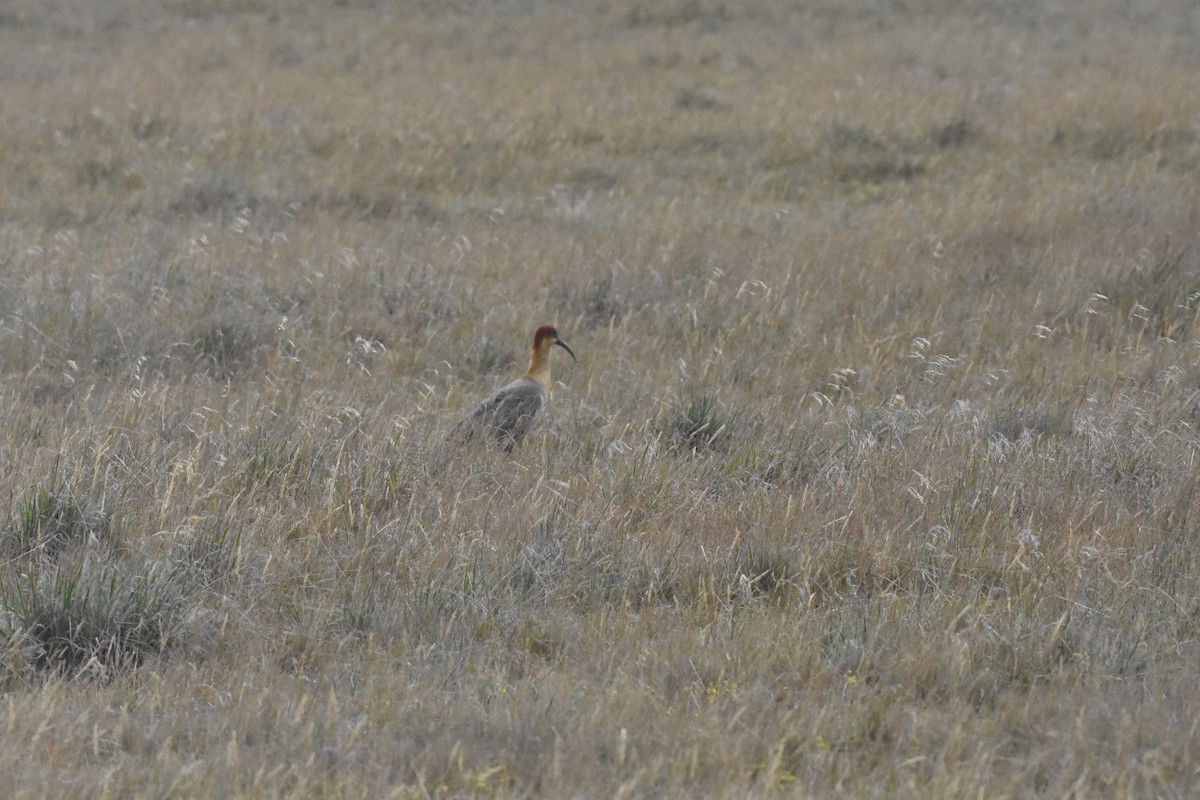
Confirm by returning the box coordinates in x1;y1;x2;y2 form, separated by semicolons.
526;325;576;387
533;325;577;365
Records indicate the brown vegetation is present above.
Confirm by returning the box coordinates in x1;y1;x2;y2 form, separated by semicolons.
2;0;1199;796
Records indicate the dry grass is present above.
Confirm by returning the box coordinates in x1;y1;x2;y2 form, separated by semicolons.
2;0;1200;796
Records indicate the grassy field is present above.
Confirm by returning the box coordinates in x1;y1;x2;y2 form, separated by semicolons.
2;0;1200;796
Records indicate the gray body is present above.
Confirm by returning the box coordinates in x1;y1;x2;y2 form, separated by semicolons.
453;375;550;451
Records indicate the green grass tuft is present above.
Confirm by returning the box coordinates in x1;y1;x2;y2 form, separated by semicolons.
10;487;107;561
659;394;740;453
0;559;189;680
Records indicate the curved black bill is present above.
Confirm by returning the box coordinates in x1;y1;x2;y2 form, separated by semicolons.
555;338;578;362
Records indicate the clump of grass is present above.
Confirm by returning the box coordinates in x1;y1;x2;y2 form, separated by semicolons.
1094;246;1199;342
820;122;924;183
719;423;835;489
726;544;795;601
179;519;243;588
929;115;975;148
570;271;627;330
2;482;236;681
167;167;253;217
459;333;520;377
190;317;268;375
988;402;1075;442
659;394;740;453
244;434;305;486
8;487;107;561
0;559;190;680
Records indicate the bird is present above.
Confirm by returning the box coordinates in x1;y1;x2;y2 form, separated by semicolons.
451;324;577;451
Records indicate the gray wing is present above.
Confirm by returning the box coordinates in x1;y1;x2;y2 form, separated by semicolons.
453;377;549;450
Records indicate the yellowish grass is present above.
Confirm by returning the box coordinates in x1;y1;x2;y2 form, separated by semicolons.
1;0;1200;796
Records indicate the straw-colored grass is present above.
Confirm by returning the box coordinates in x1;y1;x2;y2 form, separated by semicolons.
2;1;1200;796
